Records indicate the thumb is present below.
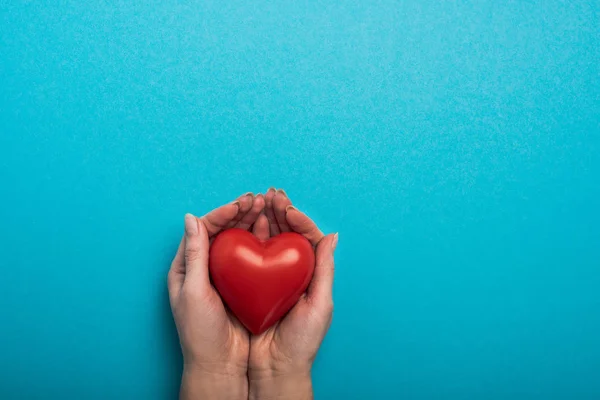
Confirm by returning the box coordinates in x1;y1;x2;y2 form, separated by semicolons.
307;233;338;306
183;213;210;287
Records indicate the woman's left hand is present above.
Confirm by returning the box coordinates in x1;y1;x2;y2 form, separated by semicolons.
248;189;338;400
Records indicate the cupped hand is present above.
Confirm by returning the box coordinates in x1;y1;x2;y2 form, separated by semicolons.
168;193;264;399
249;189;338;399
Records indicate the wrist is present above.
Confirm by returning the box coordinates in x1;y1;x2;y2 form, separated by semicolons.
180;363;248;400
183;356;248;378
249;369;313;400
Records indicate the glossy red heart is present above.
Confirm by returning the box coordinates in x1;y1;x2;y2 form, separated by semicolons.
209;228;315;335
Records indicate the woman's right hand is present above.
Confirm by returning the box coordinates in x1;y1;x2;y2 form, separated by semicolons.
168;193;265;400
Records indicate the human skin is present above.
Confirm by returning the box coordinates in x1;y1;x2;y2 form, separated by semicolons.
168;192;264;400
168;189;337;400
248;189;338;400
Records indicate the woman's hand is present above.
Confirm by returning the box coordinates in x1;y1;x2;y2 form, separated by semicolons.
248;189;338;400
168;193;265;400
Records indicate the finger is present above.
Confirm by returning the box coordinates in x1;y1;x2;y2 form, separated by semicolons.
252;213;270;241
183;213;211;288
307;233;338;305
237;194;264;230
227;193;254;228
167;236;186;302
273;190;292;233
264;187;280;236
201;201;240;237
285;206;325;246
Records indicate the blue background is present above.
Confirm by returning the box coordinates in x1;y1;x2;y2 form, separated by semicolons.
1;1;599;398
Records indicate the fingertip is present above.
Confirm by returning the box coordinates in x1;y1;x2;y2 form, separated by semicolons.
316;233;337;257
284;206;301;225
273;192;290;210
222;202;242;220
264;190;275;209
253;213;270;240
249;194;265;215
184;213;198;236
235;193;266;229
257;212;268;223
254;194;265;209
238;193;254;212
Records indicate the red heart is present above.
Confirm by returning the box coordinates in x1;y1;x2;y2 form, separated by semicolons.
209;228;315;335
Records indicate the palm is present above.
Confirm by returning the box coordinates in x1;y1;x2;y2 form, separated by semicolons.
206;286;249;356
250;300;326;369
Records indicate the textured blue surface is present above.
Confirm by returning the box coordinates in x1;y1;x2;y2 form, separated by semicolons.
1;1;599;399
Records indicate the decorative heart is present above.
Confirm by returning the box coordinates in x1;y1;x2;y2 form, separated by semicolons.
209;228;315;335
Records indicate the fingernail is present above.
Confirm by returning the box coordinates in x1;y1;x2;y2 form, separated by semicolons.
230;201;241;213
184;214;198;236
276;188;287;196
332;233;339;251
267;187;276;193
285;205;296;213
243;192;254;198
